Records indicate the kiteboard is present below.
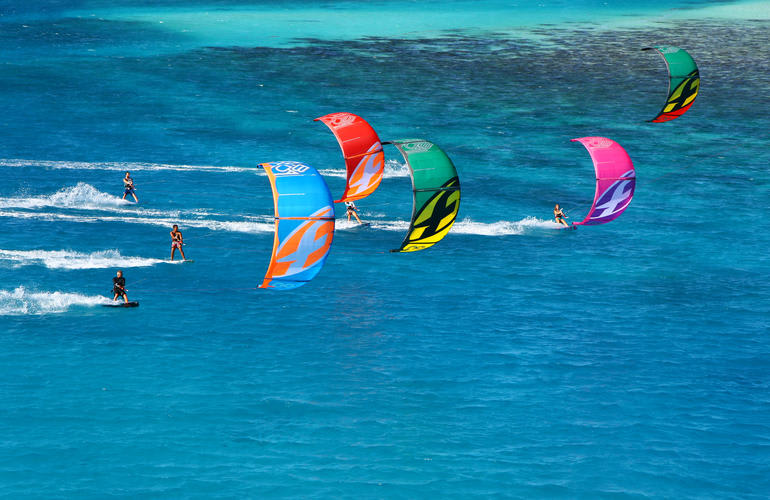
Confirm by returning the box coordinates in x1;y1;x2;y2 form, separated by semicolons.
103;301;139;308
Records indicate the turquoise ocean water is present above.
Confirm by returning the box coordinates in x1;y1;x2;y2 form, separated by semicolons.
1;0;769;497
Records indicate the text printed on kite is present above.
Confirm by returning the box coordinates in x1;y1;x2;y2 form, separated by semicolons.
314;112;385;203
259;162;336;290
570;137;636;227
384;139;461;252
642;46;700;123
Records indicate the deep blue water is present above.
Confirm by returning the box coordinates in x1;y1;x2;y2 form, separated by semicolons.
1;0;769;497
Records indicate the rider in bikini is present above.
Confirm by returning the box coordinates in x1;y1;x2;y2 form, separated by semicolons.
170;224;187;261
345;201;363;224
554;203;569;227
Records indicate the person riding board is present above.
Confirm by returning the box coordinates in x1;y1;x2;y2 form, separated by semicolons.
345;201;363;224
112;270;128;303
122;171;138;202
170;224;187;261
554;203;569;227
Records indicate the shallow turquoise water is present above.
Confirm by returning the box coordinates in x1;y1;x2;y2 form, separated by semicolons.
1;0;769;497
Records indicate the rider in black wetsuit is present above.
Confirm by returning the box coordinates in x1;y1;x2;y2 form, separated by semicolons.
112;270;128;303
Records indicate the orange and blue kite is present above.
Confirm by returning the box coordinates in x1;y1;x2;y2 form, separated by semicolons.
259;161;335;290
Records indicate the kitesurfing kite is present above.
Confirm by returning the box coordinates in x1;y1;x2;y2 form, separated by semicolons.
259;161;335;290
383;139;461;252
642;46;699;123
314;112;385;202
569;137;635;227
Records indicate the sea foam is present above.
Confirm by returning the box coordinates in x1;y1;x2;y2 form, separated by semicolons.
337;217;561;235
0;286;111;316
0;158;257;173
0;209;274;234
0;183;132;210
0;248;178;270
450;217;563;235
319;159;411;179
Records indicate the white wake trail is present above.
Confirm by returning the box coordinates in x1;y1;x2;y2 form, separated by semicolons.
450;217;562;235
336;217;562;235
0;183;197;218
0;209;274;234
0;183;132;210
0;158;258;173
382;159;411;178
2;157;410;179
0;248;180;270
0;206;562;238
319;159;411;179
0;286;111;316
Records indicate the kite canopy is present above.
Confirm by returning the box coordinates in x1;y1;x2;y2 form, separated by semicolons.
643;46;699;123
385;139;460;252
570;137;635;226
259;161;335;290
314;112;385;203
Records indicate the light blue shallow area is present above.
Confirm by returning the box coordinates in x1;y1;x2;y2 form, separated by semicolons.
1;0;769;498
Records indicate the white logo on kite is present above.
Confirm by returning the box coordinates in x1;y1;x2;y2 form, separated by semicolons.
585;137;614;149
271;162;310;176
325;113;357;128
402;141;433;153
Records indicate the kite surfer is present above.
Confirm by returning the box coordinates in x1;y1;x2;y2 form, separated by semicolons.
554;204;569;227
345;201;363;224
170;224;187;261
112;270;128;303
122;171;138;202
